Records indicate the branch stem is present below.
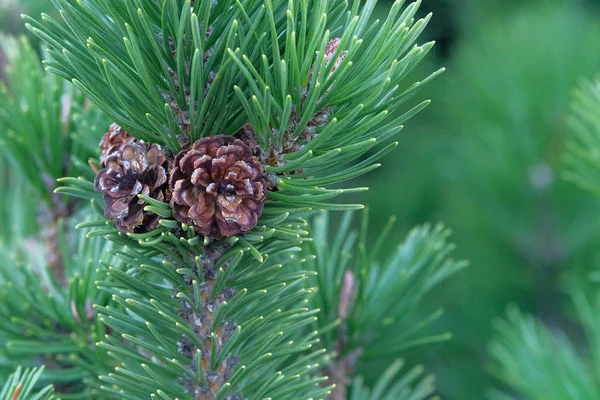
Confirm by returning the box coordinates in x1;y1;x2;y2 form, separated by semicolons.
178;242;240;400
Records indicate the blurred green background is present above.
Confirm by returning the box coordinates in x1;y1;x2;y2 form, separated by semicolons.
4;0;600;398
359;0;600;398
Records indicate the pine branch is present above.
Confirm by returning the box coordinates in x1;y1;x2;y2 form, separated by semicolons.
350;360;436;400
83;202;329;398
488;72;600;400
178;241;238;399
0;213;117;397
0;35;107;201
27;0;439;212
0;195;118;398
297;210;466;397
0;35;109;284
23;0;443;398
564;76;600;198
47;186;329;398
0;366;56;400
0;34;118;397
489;305;600;400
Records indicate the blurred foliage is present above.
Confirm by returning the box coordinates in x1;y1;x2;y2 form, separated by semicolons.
564;77;600;198
0;36;108;205
0;32;114;397
0;0;54;35
486;53;600;400
0;158;39;244
297;211;466;398
488;296;600;400
0;0;56;80
0;366;55;400
304;211;466;358
365;0;600;398
351;359;436;400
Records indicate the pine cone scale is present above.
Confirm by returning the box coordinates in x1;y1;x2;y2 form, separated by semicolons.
99;123;135;167
189;193;216;235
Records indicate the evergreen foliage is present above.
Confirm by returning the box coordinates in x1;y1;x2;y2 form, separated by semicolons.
25;0;443;212
361;3;600;397
0;216;115;396
565;77;600;197
301;211;465;399
304;211;465;361
0;0;462;399
0;35;107;203
349;360;436;400
0;367;55;400
489;303;600;400
0;0;52;36
436;1;600;293
488;74;600;400
0;33;115;398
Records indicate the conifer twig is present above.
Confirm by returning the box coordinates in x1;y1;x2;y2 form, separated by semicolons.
323;270;360;399
178;242;239;399
37;202;69;285
324;348;362;400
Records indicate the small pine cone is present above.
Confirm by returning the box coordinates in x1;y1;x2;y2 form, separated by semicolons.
304;38;347;99
324;38;346;76
94;141;169;233
170;135;267;239
99;123;134;167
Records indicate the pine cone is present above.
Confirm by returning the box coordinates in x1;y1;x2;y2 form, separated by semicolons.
305;38;346;95
99;123;134;167
324;38;346;76
170;136;267;239
94;141;169;233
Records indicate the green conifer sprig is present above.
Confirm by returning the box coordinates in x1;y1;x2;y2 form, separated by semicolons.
306;211;466;354
298;211;465;396
26;0;439;213
488;75;600;400
92;234;331;399
564;77;600;197
0;366;55;400
21;0;446;398
24;0;291;149
0;34;116;398
489;304;600;400
0;223;116;398
230;0;440;166
0;34;109;282
48;190;328;398
25;0;437;149
350;359;435;400
0;35;108;204
51;158;331;397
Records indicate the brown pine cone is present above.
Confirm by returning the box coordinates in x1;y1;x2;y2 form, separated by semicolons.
99;123;135;167
305;38;346;92
324;38;346;76
94;141;169;233
170;135;267;239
